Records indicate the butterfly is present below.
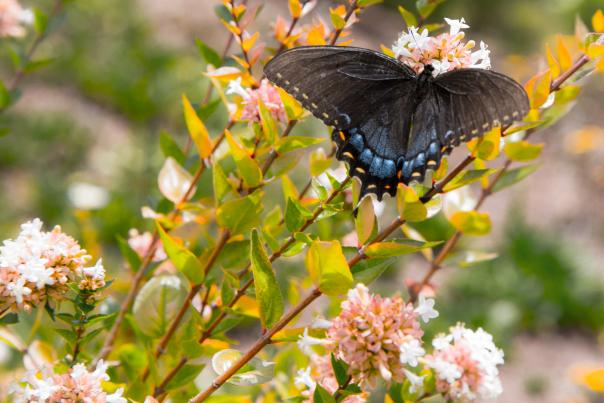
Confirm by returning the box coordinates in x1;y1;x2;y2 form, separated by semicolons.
264;46;530;200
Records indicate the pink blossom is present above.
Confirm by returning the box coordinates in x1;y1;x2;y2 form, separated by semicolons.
127;229;167;262
0;0;33;38
0;219;94;312
11;360;126;402
327;284;424;387
392;18;491;76
424;323;504;401
226;78;287;123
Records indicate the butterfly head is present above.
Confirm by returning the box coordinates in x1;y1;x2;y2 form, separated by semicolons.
419;64;435;79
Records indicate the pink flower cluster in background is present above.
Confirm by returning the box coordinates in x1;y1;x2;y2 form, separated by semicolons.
0;0;33;38
0;219;103;312
226;78;287;123
425;323;504;401
392;18;491;76
11;360;126;402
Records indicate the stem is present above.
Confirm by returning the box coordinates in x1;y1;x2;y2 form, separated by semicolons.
71;314;85;365
141;230;231;381
275;16;300;55
153;176;351;394
189;150;469;401
95;125;231;365
2;0;63;111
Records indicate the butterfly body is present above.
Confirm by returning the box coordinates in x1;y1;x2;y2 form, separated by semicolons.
265;46;529;200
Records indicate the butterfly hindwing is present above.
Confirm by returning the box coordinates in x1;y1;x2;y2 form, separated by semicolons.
265;46;418;200
403;68;530;183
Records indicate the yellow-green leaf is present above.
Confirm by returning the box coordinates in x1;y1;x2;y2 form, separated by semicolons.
546;43;561;78
398;6;418;27
443;169;499;192
556;35;572;71
467;126;501;161
250;230;284;328
258;99;278;145
355;196;375;244
305;240;352;296
396;184;427;222
182;94;212;159
310;148;332;176
330;9;346;30
217;192;263;235
157;224;204;284
492;164;539;193
450;211;492;236
504;141;544;162
277;87;304;120
225;130;263;188
213;163;234;204
277;136;325;154
364;240;443;258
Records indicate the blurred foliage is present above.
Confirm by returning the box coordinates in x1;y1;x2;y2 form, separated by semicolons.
435;213;604;344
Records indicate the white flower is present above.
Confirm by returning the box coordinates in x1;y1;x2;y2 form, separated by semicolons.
444;17;469;35
294;366;316;390
470;41;491;69
432;334;452;350
297;328;330;356
311;316;332;329
7;278;31;305
106;388;127;403
432;358;463;384
67;182;110;210
225;77;249;99
379;362;392;382
81;259;105;280
404;369;426;393
399;339;425;367
414;294;439;323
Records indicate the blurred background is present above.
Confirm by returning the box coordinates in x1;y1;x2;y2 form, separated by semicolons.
1;0;604;401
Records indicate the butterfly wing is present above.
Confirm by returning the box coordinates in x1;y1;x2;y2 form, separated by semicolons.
265;46;418;200
403;68;530;182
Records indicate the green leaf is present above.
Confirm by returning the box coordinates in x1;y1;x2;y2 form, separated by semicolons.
450;211;492;236
364;239;442;258
314;384;336;403
396;185;427;222
250;230;284;328
183;94;213;159
213;163;234;204
331;353;350;387
277;136;325;154
166;364;205;390
33;7;49;35
116;235;142;272
195;38;222;67
503;141;544;162
398;6;418;27
157;224;205;284
0;313;18;325
0;81;11;109
55;328;76;344
117;344;148;380
330;10;346;30
351;256;395;285
258;100;278;145
160;130;186;164
310;149;333;176
358;0;383;7
225;130;263;188
355;196;375;244
492;164;539;193
305;240;352;296
217;192;263;235
285;197;312;232
443;169;499;192
415;0;444;19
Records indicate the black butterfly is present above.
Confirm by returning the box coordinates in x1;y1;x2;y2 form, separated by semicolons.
264;46;530;200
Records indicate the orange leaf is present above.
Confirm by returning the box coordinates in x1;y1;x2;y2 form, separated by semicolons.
525;70;552;109
593;9;604;32
242;32;259;52
546;43;561;78
556;35;572;71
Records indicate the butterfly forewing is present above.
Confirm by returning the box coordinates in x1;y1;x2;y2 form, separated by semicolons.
265;46;419;199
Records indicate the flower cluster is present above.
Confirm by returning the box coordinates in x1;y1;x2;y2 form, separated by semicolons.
424;323;504;401
11;360;126;402
392;18;491;76
226;78;287;123
0;0;33;38
0;219;100;311
325;284;437;387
